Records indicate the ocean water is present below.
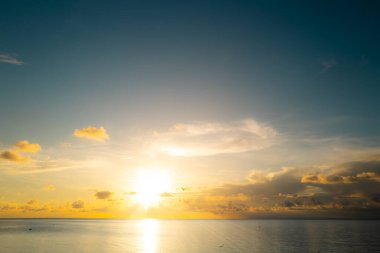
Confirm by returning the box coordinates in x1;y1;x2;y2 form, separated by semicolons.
0;219;379;253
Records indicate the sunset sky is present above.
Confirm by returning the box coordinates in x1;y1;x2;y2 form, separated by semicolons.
1;0;380;218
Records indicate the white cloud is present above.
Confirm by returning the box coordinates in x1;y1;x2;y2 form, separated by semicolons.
151;118;279;156
0;53;24;65
321;58;337;72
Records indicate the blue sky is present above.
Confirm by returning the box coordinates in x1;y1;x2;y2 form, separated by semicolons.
0;1;380;218
1;0;379;144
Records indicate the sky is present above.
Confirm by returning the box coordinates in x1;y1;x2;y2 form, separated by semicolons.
0;0;380;218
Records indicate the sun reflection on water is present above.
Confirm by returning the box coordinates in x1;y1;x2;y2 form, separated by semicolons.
141;219;158;253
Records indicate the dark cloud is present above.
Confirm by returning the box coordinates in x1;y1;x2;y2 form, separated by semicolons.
72;200;84;209
283;200;295;208
0;150;30;163
27;200;37;205
188;157;380;218
17;200;49;212
214;201;249;215
95;191;113;200
0;203;16;211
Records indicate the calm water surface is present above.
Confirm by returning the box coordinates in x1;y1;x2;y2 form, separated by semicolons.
0;219;379;252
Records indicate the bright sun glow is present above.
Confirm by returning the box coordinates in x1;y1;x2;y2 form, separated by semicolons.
160;146;187;156
134;170;171;208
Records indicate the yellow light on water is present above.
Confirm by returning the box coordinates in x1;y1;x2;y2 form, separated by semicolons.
141;219;158;253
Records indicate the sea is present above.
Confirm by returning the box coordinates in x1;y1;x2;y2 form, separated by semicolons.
0;219;379;252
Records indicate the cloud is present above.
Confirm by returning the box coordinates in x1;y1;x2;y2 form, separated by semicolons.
301;160;380;186
301;174;357;184
356;172;380;182
178;156;380;218
160;192;174;197
0;53;24;65
15;140;41;153
0;201;48;213
73;126;109;142
0;140;42;164
95;191;113;200
151;118;279;156
248;168;291;184
72;200;84;209
125;191;137;195
0;150;31;163
42;185;56;192
321;58;337;72
0;156;107;174
27;200;38;205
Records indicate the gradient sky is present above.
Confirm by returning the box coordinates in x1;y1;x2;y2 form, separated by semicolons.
1;0;380;218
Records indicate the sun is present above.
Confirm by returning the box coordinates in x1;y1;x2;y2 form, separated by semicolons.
133;170;171;208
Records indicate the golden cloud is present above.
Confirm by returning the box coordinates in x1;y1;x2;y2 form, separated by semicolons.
73;126;109;141
160;192;174;197
356;172;380;182
15;140;41;153
300;174;354;184
301;171;380;184
42;185;56;192
0;140;41;164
